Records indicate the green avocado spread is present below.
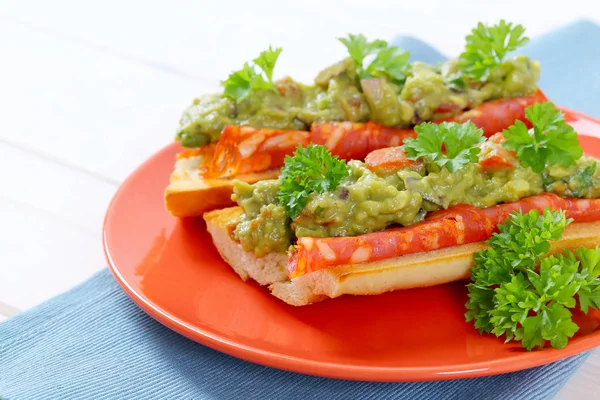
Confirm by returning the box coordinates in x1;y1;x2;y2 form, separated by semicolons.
231;157;600;257
176;55;540;147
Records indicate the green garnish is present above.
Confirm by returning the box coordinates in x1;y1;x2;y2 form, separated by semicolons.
466;208;600;350
401;121;485;173
502;102;583;173
459;20;529;82
278;144;349;219
222;46;283;103
339;34;411;85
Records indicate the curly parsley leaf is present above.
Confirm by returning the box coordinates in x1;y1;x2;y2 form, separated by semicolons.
278;144;349;219
521;303;579;350
459;20;529;81
502;102;583;173
222;46;282;103
465;285;496;333
529;253;581;308
339;34;387;69
466;208;600;350
470;208;569;290
490;272;538;342
577;246;600;276
574;247;600;313
338;34;411;85
253;46;283;83
401;121;485;173
366;46;411;84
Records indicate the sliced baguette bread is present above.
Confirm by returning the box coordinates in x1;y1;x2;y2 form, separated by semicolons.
204;207;289;285
204;206;600;306
165;155;279;217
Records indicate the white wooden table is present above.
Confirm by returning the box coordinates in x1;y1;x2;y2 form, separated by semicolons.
1;1;599;397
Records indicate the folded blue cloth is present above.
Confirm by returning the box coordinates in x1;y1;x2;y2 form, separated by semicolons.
0;269;590;400
2;19;599;400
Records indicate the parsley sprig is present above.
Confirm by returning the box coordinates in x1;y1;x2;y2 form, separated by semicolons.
401;121;485;173
459;20;529;82
339;34;411;85
278;144;349;219
466;208;600;350
502;102;583;173
221;46;282;103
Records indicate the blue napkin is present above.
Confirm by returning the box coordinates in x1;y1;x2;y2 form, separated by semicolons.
2;19;599;400
0;269;590;400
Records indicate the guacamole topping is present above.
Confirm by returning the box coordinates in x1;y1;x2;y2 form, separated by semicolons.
231;156;600;256
232;180;293;257
176;55;540;147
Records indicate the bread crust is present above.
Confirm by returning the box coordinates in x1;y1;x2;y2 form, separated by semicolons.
203;207;289;285
204;206;600;306
165;155;279;217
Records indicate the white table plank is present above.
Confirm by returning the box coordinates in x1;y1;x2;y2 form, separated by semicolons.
0;20;202;184
0;197;106;310
0;142;117;310
0;143;116;234
0;301;20;318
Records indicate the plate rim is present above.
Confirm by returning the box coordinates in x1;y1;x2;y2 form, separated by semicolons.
103;106;600;382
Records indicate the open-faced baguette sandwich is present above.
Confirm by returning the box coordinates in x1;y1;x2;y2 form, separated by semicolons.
204;102;600;316
166;20;548;217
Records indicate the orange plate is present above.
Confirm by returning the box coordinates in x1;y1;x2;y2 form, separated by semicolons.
104;108;600;382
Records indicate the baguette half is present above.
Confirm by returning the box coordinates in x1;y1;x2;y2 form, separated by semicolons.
204;207;289;285
204;206;600;306
165;155;279;217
